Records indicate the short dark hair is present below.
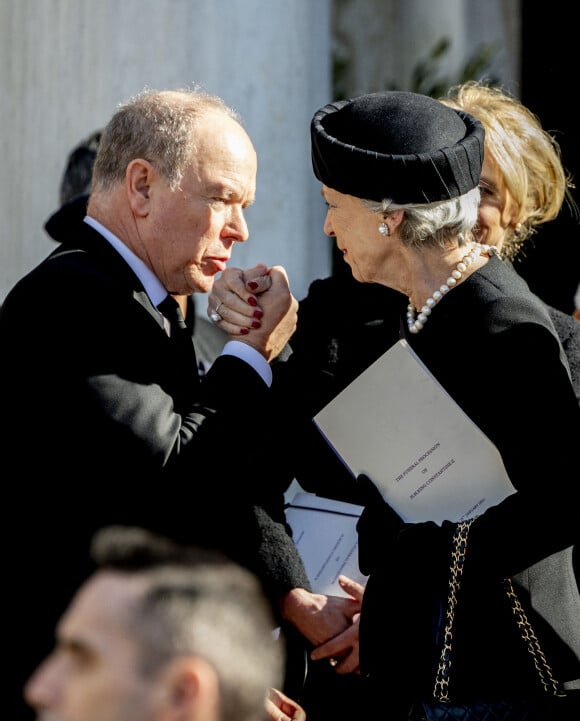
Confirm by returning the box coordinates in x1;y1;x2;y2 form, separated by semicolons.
59;129;102;205
89;526;284;721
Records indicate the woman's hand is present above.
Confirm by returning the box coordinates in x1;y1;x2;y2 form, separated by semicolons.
280;577;365;675
208;263;271;332
208;263;297;361
309;576;365;674
279;585;361;646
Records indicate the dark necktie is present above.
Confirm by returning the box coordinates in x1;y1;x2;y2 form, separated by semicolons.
158;294;188;331
157;295;200;394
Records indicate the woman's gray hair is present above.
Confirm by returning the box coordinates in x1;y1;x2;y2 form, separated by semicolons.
362;187;480;249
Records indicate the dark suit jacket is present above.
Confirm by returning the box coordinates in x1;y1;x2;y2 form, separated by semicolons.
0;222;308;720
44;195;230;372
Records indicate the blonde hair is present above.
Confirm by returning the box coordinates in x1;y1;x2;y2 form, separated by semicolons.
442;81;575;261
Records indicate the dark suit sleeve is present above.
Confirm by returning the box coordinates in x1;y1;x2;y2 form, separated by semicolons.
0;245;311;603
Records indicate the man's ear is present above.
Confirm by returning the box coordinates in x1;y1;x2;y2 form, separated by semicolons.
162;656;221;721
126;159;154;217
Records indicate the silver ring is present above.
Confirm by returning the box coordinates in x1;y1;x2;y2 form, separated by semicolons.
210;301;224;324
328;657;338;668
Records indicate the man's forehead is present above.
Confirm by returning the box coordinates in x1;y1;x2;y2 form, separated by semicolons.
56;572;145;653
60;572;144;631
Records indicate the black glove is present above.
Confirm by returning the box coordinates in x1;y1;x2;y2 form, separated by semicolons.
356;473;405;574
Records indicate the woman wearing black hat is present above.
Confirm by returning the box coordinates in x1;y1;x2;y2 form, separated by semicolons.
312;91;580;720
210;91;580;720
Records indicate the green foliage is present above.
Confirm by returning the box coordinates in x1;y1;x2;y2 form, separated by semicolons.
332;54;350;101
333;37;499;100
389;38;499;97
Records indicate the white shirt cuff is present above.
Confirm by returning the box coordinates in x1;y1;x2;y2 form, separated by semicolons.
219;341;273;387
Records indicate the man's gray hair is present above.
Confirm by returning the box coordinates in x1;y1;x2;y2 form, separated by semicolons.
92;87;242;192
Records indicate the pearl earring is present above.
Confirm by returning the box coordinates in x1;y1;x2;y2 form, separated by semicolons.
378;222;390;236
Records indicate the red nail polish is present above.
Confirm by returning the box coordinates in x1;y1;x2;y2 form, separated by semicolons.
247;296;258;307
240;328;249;335
253;309;263;319
251;320;261;329
247;281;258;290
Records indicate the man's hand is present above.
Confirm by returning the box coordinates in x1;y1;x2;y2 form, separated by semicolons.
265;688;306;721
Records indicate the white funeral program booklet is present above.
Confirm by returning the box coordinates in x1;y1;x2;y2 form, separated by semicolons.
285;490;368;597
314;339;516;526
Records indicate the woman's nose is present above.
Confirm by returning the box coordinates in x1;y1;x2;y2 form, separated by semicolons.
323;213;335;237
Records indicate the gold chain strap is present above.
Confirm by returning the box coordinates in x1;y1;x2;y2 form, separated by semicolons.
503;577;566;697
433;519;565;702
433;519;474;702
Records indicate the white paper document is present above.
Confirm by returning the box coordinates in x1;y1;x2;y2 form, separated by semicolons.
314;339;516;525
285;491;368;596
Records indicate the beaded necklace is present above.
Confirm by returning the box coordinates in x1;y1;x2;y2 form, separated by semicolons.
406;243;497;334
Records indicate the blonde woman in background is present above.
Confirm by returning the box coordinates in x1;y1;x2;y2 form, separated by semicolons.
442;80;573;261
441;80;579;401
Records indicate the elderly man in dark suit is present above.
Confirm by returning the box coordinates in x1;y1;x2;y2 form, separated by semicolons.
44;128;230;375
0;87;306;721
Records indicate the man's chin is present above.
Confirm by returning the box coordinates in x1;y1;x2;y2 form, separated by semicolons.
185;271;213;295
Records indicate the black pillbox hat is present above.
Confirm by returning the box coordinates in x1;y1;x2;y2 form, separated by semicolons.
311;91;484;204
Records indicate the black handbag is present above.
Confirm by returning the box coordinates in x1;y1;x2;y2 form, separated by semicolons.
409;699;542;721
412;519;568;721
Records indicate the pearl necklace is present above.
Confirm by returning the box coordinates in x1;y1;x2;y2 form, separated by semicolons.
407;243;496;334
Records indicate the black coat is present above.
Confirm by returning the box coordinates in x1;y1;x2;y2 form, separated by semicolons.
272;260;580;717
271;272;406;503
353;256;580;711
44;194;230;373
0;221;308;720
